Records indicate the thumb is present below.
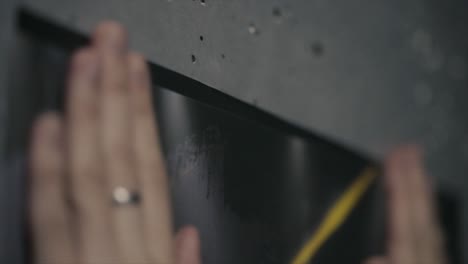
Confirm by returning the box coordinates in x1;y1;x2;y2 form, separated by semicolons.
175;225;201;264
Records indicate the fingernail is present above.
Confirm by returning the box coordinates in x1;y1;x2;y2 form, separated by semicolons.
95;22;127;52
45;126;61;149
387;150;407;178
104;34;125;52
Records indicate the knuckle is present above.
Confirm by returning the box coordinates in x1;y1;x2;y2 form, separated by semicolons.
74;192;102;213
72;178;105;212
72;162;98;181
73;100;98;121
102;74;127;93
106;142;133;165
71;162;105;209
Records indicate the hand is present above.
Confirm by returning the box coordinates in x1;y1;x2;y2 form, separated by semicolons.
28;22;201;264
365;146;447;264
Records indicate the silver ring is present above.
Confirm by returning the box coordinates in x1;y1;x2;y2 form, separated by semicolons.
112;187;141;206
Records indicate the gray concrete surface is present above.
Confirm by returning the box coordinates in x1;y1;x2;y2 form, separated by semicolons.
1;0;467;262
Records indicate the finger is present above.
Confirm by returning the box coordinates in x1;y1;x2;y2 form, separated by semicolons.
67;48;117;262
29;113;75;264
384;148;415;264
405;147;446;264
175;226;202;264
94;22;147;263
128;53;174;263
363;256;388;264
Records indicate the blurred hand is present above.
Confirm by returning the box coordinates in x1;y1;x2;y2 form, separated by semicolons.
365;146;447;264
28;22;200;264
27;21;448;264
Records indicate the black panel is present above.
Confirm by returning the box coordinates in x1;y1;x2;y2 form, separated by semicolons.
155;87;382;263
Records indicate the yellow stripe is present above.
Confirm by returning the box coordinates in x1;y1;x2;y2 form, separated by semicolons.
290;166;378;264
